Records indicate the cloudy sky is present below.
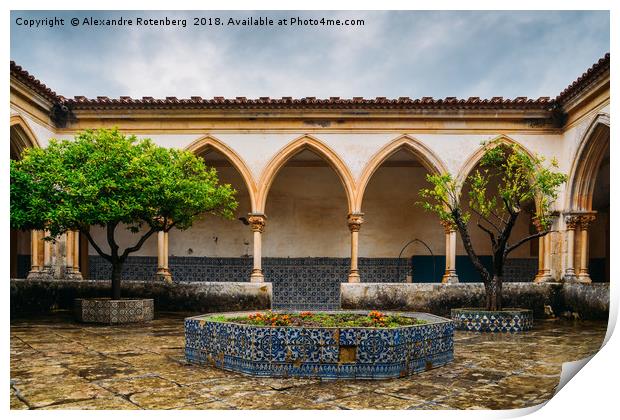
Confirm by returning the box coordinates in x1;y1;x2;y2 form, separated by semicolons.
10;10;609;100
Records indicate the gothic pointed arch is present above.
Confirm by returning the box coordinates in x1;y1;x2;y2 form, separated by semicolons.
566;113;610;211
257;135;356;213
186;135;258;211
355;135;448;212
10;115;40;159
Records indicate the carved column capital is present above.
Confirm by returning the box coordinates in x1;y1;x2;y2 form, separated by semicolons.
248;214;266;233
565;215;580;230
440;219;456;234
347;213;364;232
579;214;596;230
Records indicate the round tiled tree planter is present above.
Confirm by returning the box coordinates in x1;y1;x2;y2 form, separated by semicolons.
451;308;533;332
74;298;154;324
185;311;454;379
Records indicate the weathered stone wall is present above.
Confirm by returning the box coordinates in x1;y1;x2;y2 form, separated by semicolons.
560;283;609;320
341;282;607;320
10;279;271;316
11;279;608;320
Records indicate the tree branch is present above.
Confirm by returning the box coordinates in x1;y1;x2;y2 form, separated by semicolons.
505;230;548;255
502;196;516;217
121;227;158;260
80;227;112;262
469;207;502;233
452;208;491;284
106;222;119;257
476;219;497;248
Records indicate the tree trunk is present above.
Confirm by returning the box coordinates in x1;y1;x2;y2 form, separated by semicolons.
110;260;123;300
486;275;503;311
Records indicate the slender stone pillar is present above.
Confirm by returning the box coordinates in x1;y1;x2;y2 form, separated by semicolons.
73;231;80;274
65;231;74;275
563;215;579;282
248;214;266;283
26;230;42;279
43;231;53;275
535;236;545;279
543;233;552;277
347;213;364;283
532;218;552;283
577;214;596;284
64;231;83;280
441;220;459;283
156;231;173;283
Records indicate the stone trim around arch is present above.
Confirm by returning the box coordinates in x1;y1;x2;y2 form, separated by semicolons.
10;114;41;155
186;135;258;212
256;135;356;214
354;135;449;212
565;113;610;212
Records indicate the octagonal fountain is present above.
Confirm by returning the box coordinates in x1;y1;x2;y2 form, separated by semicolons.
185;310;454;379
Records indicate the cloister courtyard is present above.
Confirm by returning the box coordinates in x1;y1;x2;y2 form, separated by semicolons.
8;26;611;411
10;312;607;410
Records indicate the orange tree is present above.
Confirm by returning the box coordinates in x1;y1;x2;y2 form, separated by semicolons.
419;142;566;311
11;128;237;299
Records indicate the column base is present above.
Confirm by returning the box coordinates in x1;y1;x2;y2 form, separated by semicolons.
533;273;553;283
576;273;592;284
26;269;54;280
441;272;459;284
250;270;264;283
562;269;577;283
64;270;84;281
156;268;173;284
348;271;361;283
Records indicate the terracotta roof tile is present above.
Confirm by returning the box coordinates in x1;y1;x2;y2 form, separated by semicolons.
10;54;609;112
10;61;62;103
556;53;610;104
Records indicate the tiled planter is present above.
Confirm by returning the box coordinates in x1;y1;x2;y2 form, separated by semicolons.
451;308;533;332
185;311;454;379
74;298;154;324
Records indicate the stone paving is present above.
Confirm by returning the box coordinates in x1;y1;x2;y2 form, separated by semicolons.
10;312;607;410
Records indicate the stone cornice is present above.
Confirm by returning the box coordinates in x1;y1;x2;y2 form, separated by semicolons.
10;53;609;127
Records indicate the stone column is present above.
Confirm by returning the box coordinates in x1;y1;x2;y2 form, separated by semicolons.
26;230;42;279
156;231;173;283
64;231;83;280
577;214;596;284
65;230;74;275
532;219;552;283
441;220;459;283
535;236;545;279
73;231;80;274
43;231;53;276
347;213;364;283
563;215;579;282
543;234;552;278
248;214;266;283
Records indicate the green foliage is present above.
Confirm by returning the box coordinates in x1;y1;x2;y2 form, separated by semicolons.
418;173;468;224
11;128;238;242
219;311;427;328
419;141;566;231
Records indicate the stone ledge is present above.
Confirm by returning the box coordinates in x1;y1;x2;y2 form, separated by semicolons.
10;279;271;315
341;282;571;319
